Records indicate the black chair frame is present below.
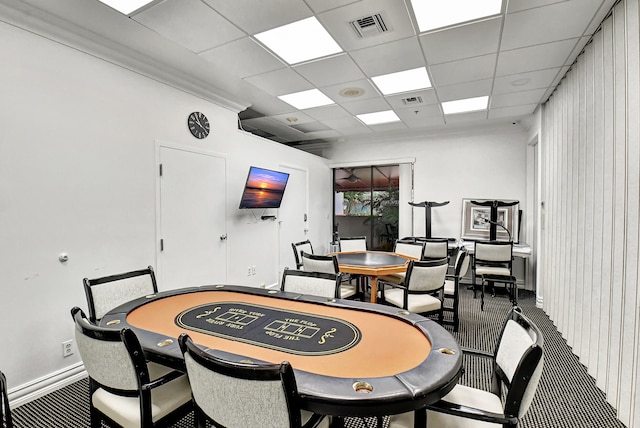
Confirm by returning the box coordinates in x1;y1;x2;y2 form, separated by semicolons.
178;334;326;428
337;236;368;252
300;251;339;273
427;307;544;427
292;240;314;269
443;248;468;332
380;258;448;322
299;252;361;299
1;370;13;428
71;307;190;428
83;266;158;323
472;241;513;291
415;237;449;260
280;269;342;299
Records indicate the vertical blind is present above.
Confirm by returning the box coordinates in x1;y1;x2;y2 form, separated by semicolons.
541;0;640;425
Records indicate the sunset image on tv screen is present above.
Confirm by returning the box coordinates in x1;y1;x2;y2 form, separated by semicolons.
239;167;290;208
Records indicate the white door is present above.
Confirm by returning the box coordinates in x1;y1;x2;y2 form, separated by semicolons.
278;166;308;277
157;145;227;290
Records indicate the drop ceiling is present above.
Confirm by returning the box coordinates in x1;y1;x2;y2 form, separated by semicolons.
3;0;616;149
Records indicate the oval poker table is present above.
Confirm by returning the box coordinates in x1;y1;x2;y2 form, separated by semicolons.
100;285;462;421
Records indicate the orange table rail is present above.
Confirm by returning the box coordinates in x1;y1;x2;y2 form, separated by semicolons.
100;285;462;420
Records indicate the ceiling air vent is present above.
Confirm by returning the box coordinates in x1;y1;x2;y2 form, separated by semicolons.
401;96;423;105
350;13;389;38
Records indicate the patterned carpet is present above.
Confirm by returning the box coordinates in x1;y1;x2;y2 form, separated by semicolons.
10;287;625;427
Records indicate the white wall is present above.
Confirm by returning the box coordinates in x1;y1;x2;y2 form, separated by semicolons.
324;124;529;242
0;19;331;394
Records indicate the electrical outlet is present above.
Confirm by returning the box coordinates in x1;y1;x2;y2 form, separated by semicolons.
251;266;256;275
62;340;73;358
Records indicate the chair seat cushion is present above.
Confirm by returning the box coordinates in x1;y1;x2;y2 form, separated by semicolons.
427;384;504;427
379;272;405;285
340;284;357;299
475;266;511;277
92;373;191;427
384;288;441;314
444;279;455;296
388;384;503;428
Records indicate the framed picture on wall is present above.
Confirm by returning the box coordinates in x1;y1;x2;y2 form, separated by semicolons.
461;198;519;241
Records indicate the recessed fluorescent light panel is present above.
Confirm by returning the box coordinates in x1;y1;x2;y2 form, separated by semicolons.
278;89;334;110
411;0;503;32
442;96;489;114
371;67;431;95
255;17;342;65
97;0;154;15
357;110;401;125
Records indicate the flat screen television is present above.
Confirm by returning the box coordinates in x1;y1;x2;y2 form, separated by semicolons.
238;166;290;209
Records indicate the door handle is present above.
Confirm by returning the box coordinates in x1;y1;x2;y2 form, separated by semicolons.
220;234;228;241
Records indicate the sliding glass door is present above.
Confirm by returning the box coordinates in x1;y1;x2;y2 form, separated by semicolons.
333;165;399;250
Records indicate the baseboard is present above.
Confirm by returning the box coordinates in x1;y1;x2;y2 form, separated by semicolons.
8;362;87;408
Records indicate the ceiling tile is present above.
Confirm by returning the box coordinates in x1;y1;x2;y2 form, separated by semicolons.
307;126;344;136
294;54;365;87
491;88;547;108
305;0;361;14
420;17;502;65
444;111;488;123
402;114;446;128
437;79;493;102
240;90;295;116
25;0;616;145
496;39;578;76
488;104;538;118
341;97;391;115
321;78;381;103
396;105;442;120
502;1;599;50
385;89;438;109
429;54;497;87
289;122;333;133
350;37;425;77
199;37;285;78
318;0;416;51
321;116;364;129
304;104;353;121
202;0;312;34
492;68;561;94
338;126;375;136
369;121;408;132
133;0;245;53
507;0;569;14
244;68;313;96
269;111;316;125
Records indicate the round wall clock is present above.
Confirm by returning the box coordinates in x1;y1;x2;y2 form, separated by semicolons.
187;112;210;139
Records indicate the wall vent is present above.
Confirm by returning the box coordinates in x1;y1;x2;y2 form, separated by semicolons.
401;96;423;105
350;13;389;38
